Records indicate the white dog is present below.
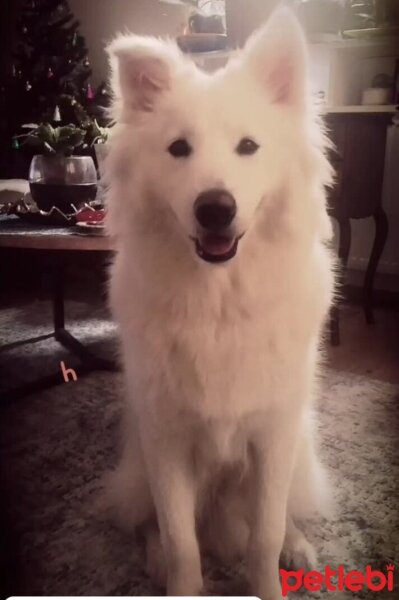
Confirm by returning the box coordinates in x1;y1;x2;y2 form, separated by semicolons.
105;8;335;599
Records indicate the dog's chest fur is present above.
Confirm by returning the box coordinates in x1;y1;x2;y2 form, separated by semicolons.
112;242;321;422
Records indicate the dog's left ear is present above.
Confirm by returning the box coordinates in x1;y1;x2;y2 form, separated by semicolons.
241;8;308;107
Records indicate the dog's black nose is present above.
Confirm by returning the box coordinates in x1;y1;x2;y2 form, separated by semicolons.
194;189;237;231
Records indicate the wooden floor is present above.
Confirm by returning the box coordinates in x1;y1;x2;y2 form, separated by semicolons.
326;304;399;385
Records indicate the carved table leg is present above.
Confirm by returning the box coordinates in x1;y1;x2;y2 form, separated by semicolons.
330;217;351;346
363;206;389;325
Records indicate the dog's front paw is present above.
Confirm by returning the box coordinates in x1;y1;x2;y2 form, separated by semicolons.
254;586;287;600
250;569;287;600
165;555;203;596
167;570;203;596
280;530;317;572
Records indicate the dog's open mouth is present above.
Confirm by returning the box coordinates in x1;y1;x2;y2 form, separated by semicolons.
194;233;239;263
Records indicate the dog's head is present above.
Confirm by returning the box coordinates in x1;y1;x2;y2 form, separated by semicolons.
108;9;329;264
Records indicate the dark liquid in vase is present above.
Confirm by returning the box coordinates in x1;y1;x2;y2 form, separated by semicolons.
30;182;97;213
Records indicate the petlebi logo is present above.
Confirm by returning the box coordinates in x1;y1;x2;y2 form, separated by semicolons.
280;564;395;596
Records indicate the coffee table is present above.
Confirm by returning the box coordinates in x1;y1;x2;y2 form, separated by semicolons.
0;216;117;402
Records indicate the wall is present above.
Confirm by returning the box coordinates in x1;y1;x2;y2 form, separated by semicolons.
68;0;188;85
70;0;399;286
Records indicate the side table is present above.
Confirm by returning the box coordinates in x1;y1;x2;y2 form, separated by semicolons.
327;113;392;346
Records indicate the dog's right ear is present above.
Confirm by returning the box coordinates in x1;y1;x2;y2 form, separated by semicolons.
107;36;178;113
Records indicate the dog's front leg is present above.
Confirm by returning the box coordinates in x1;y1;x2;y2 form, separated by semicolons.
247;412;300;600
141;427;202;596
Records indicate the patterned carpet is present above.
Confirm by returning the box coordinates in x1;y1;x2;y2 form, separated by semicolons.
1;301;398;598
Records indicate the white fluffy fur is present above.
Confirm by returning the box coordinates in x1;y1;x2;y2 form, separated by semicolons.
105;8;335;600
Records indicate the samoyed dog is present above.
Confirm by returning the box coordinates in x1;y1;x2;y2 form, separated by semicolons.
105;7;334;599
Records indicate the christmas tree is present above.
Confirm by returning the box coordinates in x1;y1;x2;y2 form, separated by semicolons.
0;0;111;176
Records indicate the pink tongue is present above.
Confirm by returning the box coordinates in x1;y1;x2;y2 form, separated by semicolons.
200;234;235;256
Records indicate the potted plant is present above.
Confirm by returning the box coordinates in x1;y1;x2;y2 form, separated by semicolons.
161;0;227;52
86;119;112;178
16;123;97;214
186;1;225;34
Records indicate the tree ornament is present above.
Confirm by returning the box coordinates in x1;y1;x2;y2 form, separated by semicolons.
53;105;61;122
47;67;54;79
22;26;28;34
84;58;90;68
87;83;94;100
26;81;32;91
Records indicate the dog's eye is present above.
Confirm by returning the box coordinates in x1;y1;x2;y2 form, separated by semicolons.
168;139;192;158
236;138;259;156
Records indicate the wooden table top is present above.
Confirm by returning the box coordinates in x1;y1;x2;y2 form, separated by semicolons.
0;216;114;251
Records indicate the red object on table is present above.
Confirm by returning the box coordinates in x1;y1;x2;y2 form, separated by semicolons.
76;208;105;223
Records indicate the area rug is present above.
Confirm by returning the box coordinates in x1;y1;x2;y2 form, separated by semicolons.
0;301;398;598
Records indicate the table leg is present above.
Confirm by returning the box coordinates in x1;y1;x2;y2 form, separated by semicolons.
1;257;118;404
330;217;351;346
53;260;65;330
51;258;117;371
363;206;389;325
